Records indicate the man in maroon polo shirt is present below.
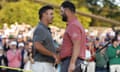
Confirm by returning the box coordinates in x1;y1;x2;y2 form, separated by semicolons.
60;1;87;72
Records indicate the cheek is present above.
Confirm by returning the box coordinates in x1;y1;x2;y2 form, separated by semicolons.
50;14;54;18
48;15;53;21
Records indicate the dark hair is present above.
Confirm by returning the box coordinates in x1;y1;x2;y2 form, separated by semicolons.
61;1;76;13
39;5;53;20
25;42;29;45
112;38;118;44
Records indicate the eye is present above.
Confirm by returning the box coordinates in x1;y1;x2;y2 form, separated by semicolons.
51;12;53;15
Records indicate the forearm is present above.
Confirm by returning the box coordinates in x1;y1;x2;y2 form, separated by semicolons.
34;42;55;57
29;57;34;64
70;41;80;64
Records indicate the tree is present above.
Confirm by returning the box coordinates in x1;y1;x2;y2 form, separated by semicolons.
0;0;91;28
0;0;41;27
42;0;91;28
86;0;120;26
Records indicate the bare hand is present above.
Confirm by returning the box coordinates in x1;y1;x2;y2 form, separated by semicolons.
29;53;32;57
53;54;60;64
68;63;75;72
116;50;120;54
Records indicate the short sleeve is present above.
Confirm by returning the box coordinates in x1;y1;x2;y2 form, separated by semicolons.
67;24;81;41
33;27;47;43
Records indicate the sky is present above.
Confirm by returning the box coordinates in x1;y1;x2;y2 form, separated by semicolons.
115;0;120;6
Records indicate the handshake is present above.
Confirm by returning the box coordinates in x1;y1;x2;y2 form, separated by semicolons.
52;54;61;64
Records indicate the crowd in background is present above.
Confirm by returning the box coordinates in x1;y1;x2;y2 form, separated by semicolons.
0;23;34;72
0;23;120;72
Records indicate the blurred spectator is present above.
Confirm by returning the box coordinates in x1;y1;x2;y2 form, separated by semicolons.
0;46;8;72
17;35;24;44
95;43;108;72
24;42;34;71
84;40;96;72
7;41;21;72
88;32;96;41
18;42;26;69
105;31;115;42
106;39;120;72
8;35;15;42
94;37;100;50
2;35;9;52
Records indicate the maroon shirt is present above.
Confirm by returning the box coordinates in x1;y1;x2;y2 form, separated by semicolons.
60;18;87;60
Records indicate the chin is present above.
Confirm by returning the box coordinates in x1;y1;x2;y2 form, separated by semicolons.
49;22;52;24
62;18;67;22
62;16;67;22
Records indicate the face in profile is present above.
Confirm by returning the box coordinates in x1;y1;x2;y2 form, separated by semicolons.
46;9;54;24
113;40;119;47
60;7;67;22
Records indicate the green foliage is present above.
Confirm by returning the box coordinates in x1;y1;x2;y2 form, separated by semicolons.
48;0;91;28
0;0;41;27
77;6;91;28
86;0;120;26
0;0;120;28
52;9;66;28
0;0;92;28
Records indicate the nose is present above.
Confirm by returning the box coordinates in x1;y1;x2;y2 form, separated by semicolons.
51;15;54;20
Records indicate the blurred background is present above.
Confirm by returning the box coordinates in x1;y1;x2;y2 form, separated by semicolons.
0;0;120;29
0;0;120;72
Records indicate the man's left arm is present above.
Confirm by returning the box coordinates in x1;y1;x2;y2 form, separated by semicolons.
67;24;82;72
68;40;81;72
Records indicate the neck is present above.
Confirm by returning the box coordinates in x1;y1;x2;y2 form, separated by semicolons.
40;19;48;27
11;48;16;52
113;45;117;48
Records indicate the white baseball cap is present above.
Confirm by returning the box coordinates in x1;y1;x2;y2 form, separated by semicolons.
18;43;24;47
17;35;23;38
10;41;17;45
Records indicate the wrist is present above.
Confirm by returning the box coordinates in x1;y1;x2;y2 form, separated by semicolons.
51;53;56;58
70;59;76;65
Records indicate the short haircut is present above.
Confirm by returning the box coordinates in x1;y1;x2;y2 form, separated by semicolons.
39;5;53;20
61;1;76;13
112;38;118;44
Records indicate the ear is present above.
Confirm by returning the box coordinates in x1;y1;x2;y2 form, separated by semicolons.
65;8;71;16
43;12;46;16
42;12;47;19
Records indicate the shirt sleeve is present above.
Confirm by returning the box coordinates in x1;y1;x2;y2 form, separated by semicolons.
33;27;47;43
67;24;82;41
17;50;21;61
106;46;116;59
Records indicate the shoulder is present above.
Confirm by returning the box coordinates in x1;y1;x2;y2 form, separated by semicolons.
7;50;10;53
34;24;44;31
33;24;45;35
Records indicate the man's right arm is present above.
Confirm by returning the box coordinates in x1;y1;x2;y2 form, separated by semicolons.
34;41;55;57
33;27;53;56
34;42;60;64
33;27;60;64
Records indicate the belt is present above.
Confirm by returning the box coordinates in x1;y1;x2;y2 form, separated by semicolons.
61;56;84;62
